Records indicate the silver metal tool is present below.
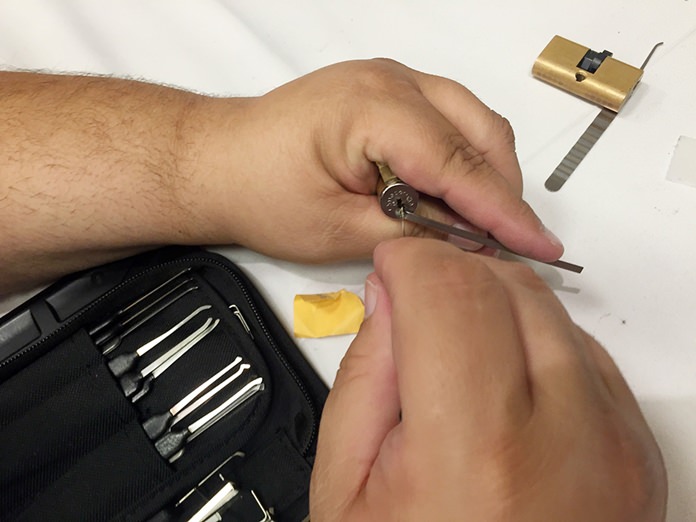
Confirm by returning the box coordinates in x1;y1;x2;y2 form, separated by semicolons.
187;482;238;522
156;377;265;461
141;357;248;439
93;276;193;345
544;42;663;191
163;454;274;522
120;317;219;400
185;484;274;522
249;490;275;522
544;108;616;191
173;364;251;426
186;377;264;443
88;268;192;337
229;304;253;339
404;212;583;273
107;305;212;377
376;163;584;273
167;452;273;522
98;281;199;355
138;318;214;377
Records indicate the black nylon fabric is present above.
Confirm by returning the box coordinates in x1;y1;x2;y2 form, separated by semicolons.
15;422;174;522
0;248;328;522
0;330;145;519
236;429;312;513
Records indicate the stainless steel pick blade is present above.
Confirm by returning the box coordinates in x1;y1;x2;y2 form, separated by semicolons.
402;211;584;273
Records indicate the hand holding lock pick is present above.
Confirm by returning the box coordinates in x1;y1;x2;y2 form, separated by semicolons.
0;59;665;520
311;239;666;521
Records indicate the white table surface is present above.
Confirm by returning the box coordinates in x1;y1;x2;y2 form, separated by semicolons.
1;1;694;519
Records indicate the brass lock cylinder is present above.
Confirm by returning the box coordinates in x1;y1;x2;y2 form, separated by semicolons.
532;35;643;112
375;163;419;218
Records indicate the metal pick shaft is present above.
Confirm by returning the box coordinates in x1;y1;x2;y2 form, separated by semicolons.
107;305;212;377
141;357;246;440
402;211;584;273
155;377;265;461
89;268;192;337
119;318;218;400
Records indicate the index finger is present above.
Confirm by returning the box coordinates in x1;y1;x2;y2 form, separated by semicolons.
414;71;524;196
373;238;532;440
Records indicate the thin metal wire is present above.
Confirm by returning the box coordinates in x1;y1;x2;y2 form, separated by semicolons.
640;42;664;70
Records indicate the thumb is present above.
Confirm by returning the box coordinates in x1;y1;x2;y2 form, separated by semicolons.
310;273;400;516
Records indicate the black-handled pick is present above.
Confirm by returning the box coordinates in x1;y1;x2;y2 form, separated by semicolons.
142;357;246;439
155;377;264;461
119;318;217;400
106;305;211;377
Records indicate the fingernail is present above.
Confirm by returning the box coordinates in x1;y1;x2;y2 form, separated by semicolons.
364;277;378;318
448;223;484;252
541;224;564;249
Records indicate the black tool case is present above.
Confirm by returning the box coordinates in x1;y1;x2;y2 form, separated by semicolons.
0;247;328;522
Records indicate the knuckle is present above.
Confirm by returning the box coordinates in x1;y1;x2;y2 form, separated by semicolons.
344;58;411;96
491;111;517;150
367;56;402;69
440;134;489;180
515;199;537;221
334;343;376;388
498;199;540;241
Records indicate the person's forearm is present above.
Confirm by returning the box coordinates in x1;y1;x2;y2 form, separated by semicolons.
0;71;246;294
1;60;564;297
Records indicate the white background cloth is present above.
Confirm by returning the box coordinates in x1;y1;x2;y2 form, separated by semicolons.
1;1;694;519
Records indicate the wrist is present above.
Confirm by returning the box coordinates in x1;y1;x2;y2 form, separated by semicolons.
166;95;257;247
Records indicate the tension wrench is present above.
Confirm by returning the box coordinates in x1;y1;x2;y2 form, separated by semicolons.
376;163;584;273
